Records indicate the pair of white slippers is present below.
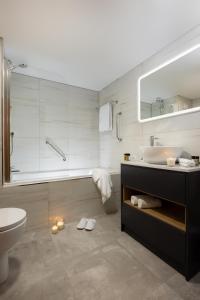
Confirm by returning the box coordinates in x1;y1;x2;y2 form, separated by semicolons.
76;218;96;231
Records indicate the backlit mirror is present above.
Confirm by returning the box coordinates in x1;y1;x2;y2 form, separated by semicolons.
138;44;200;122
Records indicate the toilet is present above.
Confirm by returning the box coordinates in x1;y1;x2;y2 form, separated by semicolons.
0;208;27;284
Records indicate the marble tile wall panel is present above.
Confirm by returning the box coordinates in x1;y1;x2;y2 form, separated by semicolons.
48;175;120;225
10;74;99;172
10;74;40;172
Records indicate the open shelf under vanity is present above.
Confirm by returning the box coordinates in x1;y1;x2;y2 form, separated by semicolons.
123;187;186;232
121;163;200;281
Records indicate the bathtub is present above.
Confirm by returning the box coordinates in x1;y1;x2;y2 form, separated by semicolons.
3;168;120;228
9;168;119;186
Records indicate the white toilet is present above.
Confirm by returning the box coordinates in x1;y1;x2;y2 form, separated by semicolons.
0;208;27;284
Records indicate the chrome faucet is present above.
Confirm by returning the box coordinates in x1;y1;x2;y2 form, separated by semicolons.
150;135;159;146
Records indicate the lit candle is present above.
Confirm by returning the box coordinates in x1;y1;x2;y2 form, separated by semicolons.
57;220;64;230
51;225;58;234
166;157;176;167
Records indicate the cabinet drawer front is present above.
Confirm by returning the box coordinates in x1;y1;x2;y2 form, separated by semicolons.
122;203;185;267
121;165;186;204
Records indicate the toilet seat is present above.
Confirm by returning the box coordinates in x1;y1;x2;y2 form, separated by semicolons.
0;208;27;232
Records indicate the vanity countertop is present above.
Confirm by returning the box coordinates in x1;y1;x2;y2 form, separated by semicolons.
122;160;200;173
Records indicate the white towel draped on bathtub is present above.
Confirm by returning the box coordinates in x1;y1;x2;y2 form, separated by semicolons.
92;168;112;204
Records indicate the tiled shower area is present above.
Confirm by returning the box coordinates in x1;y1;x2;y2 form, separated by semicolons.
10;73;99;172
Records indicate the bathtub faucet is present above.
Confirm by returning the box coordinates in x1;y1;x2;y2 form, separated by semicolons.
150;136;159;147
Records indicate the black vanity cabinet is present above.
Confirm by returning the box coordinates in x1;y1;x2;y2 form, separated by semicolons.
121;163;200;280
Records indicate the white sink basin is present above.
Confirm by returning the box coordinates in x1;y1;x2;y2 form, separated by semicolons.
142;146;183;165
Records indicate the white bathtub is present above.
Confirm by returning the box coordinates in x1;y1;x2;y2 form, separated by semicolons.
9;168;119;186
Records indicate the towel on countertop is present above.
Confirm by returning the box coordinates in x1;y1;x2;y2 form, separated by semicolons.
92;168;112;204
99;103;113;132
179;158;195;167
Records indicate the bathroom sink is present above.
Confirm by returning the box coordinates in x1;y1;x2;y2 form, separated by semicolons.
142;146;182;165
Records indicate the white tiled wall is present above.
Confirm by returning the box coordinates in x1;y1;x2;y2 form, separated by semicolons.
99;25;200;170
11;74;99;172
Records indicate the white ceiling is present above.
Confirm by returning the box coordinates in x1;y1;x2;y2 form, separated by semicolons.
1;0;200;91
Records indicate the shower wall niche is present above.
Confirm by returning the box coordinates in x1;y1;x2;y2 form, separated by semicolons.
10;73;99;172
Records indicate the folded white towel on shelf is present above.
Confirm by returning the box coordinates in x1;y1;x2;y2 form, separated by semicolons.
179;158;195;168
131;195;139;206
138;197;162;209
92;168;112;204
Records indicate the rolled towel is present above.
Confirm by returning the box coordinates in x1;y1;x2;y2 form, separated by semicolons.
131;195;139;206
131;194;154;206
138;197;162;209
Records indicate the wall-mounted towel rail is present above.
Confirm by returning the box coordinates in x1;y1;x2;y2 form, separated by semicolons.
116;112;122;142
96;100;118;110
46;137;67;161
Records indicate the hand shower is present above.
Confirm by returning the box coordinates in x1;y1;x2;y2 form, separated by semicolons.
10;132;14;156
7;59;28;71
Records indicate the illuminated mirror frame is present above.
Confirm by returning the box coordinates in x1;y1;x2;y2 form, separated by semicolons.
138;44;200;123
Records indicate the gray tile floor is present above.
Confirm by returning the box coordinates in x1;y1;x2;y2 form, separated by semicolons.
0;213;200;300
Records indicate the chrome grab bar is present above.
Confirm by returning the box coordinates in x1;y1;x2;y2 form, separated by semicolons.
46;137;67;161
116;112;122;142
